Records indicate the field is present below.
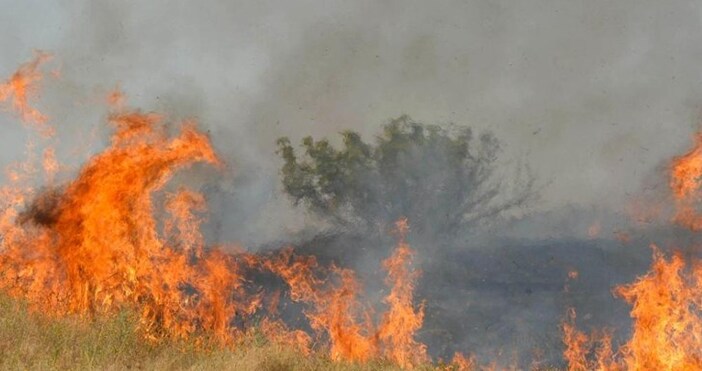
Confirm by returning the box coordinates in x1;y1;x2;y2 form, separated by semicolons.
0;295;433;371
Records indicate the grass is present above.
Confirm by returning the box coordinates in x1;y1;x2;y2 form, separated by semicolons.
0;295;427;370
0;295;565;370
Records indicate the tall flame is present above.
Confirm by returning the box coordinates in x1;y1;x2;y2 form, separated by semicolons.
0;53;430;368
563;131;702;370
263;219;428;367
263;248;378;362
0;103;264;343
377;218;428;368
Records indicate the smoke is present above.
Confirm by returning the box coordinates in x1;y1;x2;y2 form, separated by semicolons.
4;0;702;366
2;0;702;241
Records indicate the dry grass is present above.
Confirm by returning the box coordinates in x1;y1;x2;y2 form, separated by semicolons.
0;295;566;370
0;295;425;370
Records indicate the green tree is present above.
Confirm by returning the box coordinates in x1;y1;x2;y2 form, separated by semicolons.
276;116;535;239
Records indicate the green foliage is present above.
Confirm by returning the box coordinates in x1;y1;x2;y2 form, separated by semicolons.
277;116;534;239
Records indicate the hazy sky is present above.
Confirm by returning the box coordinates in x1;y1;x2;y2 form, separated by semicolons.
2;0;702;241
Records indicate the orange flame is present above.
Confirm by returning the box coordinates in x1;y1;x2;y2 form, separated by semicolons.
0;51;53;136
614;247;702;370
562;308;615;371
257;318;312;355
0;54;431;368
377;218;428;368
263;248;378;362
563;131;702;370
670;133;702;230
449;352;477;371
262;218;427;366
0;103;262;344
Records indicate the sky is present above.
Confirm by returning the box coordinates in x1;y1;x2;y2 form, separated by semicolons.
2;0;702;243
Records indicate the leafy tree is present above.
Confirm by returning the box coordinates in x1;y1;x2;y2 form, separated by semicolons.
277;115;534;240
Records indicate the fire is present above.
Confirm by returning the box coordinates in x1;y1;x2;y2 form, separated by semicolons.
263;219;427;367
0;100;258;343
449;352;477;371
0;50;53;136
0;53;430;368
562;308;615;371
670;132;702;230
15;48;702;370
377;218;428;368
562;248;702;370
563;131;702;370
614;247;702;370
263;248;377;362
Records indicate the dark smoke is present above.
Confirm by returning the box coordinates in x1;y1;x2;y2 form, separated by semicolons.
17;186;64;227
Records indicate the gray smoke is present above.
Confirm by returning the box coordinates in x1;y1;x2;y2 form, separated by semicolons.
3;1;702;238
2;0;702;367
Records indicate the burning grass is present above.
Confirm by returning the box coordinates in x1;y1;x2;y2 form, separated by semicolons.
559;115;702;371
0;291;567;370
0;293;428;371
5;50;702;370
0;53;438;370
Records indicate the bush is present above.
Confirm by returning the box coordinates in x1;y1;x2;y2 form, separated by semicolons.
277;116;534;240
